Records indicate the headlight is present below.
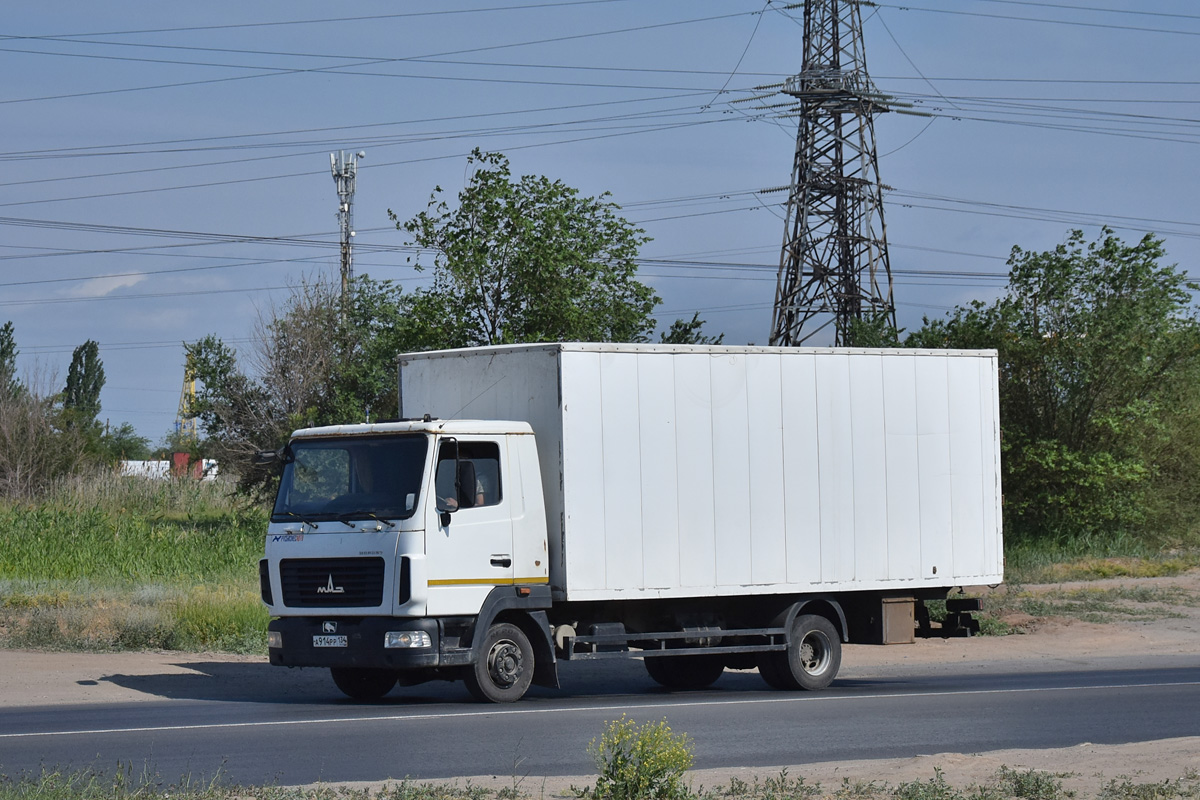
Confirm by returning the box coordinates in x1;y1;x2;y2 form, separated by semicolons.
384;631;431;649
268;631;283;649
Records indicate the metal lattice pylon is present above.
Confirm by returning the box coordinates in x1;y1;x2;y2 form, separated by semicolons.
175;353;197;443
767;0;895;346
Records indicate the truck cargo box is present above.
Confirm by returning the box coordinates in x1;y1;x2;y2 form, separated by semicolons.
398;343;1003;602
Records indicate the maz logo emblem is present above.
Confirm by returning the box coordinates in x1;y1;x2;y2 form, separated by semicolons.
322;621;338;633
317;574;345;594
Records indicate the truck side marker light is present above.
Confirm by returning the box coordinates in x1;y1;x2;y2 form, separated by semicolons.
385;631;432;649
517;587;531;597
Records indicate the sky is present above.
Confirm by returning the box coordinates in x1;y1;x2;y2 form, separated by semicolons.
3;1;1198;442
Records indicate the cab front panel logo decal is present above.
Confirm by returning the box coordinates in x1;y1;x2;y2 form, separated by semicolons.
317;575;345;594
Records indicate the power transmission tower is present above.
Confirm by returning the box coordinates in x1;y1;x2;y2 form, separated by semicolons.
175;353;197;444
765;0;896;346
330;150;365;299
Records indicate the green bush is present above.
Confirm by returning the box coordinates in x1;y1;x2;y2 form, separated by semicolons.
996;767;1074;800
905;228;1200;545
892;770;962;800
1098;775;1200;800
585;716;694;800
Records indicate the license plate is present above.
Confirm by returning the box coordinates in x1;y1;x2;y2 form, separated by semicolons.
313;635;348;648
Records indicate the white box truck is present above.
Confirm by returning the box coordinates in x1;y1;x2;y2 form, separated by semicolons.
260;343;1003;702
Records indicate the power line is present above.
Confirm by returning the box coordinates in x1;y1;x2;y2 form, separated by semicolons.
1;10;759;106
0;1;637;41
967;0;1200;24
6;89;1198;210
0;90;712;161
0;113;749;208
0;96;722;189
873;2;1200;37
4;172;1197;284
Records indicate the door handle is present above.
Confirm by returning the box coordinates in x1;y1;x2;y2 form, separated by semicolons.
490;556;512;568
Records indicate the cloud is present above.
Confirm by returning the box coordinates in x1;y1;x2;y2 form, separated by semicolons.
68;273;149;298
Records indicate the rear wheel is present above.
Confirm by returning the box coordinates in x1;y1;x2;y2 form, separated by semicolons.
758;613;841;691
330;667;398;700
465;622;534;703
644;655;725;690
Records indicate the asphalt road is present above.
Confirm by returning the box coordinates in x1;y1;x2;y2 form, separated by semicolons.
2;658;1199;786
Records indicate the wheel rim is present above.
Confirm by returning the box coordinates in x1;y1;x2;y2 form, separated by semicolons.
487;639;524;688
798;630;832;676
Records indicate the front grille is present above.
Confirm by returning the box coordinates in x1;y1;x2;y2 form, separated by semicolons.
280;557;385;607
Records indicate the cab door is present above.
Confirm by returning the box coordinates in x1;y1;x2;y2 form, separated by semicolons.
424;437;514;616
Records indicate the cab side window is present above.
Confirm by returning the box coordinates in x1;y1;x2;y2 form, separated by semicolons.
435;441;502;510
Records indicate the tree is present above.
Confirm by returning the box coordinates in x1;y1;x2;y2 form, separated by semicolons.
907;228;1200;543
0;321;18;398
187;276;428;495
0;365;86;498
0;328;151;495
195;157;670;496
97;422;151;462
393;149;659;345
63;339;105;432
659;313;725;345
845;312;902;347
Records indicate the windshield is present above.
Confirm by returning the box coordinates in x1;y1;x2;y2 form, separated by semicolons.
271;434;429;523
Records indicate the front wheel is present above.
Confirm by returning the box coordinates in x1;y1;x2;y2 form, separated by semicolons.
330;667;398;700
465;622;534;703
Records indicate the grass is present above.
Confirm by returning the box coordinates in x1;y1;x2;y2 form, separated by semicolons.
963;583;1199;635
0;580;268;653
1005;532;1200;585
956;531;1200;634
0;767;501;800
0;471;268;653
0;473;264;585
0;767;1197;800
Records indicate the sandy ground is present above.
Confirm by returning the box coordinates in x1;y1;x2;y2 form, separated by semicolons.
2;571;1199;794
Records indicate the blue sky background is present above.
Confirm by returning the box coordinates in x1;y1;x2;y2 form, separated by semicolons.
3;1;1197;441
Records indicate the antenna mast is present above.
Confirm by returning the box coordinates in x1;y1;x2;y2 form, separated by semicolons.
330;150;364;299
766;0;896;346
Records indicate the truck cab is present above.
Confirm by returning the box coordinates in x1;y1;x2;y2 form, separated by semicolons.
260;419;556;701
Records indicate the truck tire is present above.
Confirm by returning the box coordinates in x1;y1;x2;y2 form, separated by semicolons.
330;667;398;700
465;622;534;703
758;613;841;691
644;655;725;690
757;653;794;689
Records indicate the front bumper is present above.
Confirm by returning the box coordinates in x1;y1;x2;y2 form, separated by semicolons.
268;617;441;670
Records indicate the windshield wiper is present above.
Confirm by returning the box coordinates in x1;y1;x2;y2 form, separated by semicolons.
337;511;396;528
278;511;320;529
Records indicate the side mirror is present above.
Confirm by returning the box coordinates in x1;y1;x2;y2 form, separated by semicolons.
253;446;293;466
